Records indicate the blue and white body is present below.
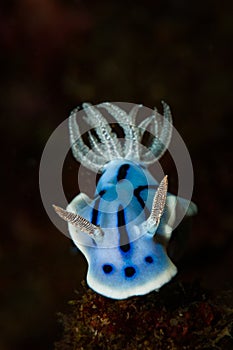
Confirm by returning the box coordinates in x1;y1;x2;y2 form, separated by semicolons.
54;102;196;300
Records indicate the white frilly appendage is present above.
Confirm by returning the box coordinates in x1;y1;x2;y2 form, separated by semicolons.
69;102;173;172
53;205;104;243
143;175;168;234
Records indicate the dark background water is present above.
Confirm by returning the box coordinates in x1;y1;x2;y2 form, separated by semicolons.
1;1;232;349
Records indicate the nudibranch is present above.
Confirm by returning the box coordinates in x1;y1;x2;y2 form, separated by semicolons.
54;102;196;300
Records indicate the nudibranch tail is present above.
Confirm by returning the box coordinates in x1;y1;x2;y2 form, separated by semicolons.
53;205;104;243
68;102;173;172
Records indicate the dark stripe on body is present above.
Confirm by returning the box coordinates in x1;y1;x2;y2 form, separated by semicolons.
117;205;130;253
134;185;157;217
117;164;130;182
93;189;106;201
134;185;148;208
91;197;101;225
99;189;106;197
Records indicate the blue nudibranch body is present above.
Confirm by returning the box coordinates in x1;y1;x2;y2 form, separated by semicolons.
54;102;196;299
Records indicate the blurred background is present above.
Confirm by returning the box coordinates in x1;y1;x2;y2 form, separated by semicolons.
0;0;232;349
